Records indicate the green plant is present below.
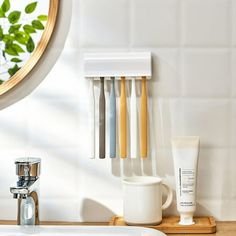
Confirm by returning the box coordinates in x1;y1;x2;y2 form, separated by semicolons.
0;0;48;83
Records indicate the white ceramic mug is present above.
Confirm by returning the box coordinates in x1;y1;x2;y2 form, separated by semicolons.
123;176;173;225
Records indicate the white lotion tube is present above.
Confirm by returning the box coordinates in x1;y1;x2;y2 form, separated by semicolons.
172;136;200;226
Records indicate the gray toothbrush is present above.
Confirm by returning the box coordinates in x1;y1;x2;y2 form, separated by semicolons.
109;77;116;158
99;77;106;159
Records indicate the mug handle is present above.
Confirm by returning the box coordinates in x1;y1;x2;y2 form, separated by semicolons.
161;183;173;210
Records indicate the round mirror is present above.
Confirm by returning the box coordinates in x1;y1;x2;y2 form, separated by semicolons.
0;0;58;95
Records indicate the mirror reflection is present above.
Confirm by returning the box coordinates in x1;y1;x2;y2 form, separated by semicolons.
0;0;49;84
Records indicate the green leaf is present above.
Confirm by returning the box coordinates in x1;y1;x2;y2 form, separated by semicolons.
8;11;21;24
0;7;5;17
5;46;18;56
32;20;44;30
1;0;10;12
37;15;47;21
26;37;35;52
5;41;19;56
5;41;18;56
8;24;21;34
8;64;20;76
0;79;4;85
15;32;29;45
3;34;14;43
5;49;17;56
25;2;37;14
23;24;36;34
11;58;22;63
12;43;25;53
0;26;3;40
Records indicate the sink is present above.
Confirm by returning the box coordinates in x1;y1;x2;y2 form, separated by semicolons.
0;226;166;236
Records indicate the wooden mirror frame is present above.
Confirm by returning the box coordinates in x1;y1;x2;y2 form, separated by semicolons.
0;0;59;96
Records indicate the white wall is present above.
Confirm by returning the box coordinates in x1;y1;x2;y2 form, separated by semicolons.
0;0;235;221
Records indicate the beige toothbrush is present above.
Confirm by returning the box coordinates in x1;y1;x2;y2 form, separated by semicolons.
120;76;127;159
140;76;147;158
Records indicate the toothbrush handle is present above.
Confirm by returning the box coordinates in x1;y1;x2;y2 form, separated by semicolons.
99;78;106;159
140;76;147;158
120;77;127;159
88;80;95;159
130;78;138;158
110;78;116;158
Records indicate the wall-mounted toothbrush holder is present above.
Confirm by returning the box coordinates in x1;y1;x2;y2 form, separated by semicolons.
84;52;152;160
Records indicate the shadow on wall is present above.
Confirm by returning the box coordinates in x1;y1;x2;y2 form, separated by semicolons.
80;198;115;222
195;202;214;217
110;53;177;181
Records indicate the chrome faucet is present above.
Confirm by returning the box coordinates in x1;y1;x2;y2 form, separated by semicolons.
10;158;41;225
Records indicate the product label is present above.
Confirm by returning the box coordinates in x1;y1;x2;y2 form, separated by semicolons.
179;168;195;207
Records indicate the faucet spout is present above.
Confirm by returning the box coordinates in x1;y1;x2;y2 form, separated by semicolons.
10;177;39;197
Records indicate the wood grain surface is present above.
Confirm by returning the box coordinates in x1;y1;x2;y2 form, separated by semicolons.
110;216;216;234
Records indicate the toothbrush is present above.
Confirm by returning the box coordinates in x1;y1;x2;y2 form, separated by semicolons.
110;77;116;158
84;52;152;160
88;80;95;159
130;78;138;159
99;77;106;159
120;76;127;159
140;76;147;158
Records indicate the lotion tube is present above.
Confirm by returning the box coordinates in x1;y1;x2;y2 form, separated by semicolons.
172;136;200;225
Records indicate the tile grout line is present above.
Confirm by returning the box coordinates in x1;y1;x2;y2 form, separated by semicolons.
128;0;133;49
80;45;236;50
229;0;234;149
179;0;185;99
229;0;234;99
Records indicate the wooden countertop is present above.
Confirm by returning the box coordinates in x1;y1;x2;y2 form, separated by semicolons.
0;221;235;236
168;222;236;236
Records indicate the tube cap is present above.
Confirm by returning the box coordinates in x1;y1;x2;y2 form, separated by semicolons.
179;213;195;225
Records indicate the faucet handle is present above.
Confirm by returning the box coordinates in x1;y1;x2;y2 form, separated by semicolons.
15;158;41;177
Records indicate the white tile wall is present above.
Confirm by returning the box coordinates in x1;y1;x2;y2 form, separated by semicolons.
0;100;29;150
231;100;236;147
182;49;230;97
150;49;180;97
28;99;80;148
230;149;236;198
197;148;230;199
131;0;179;46
170;99;230;148
79;0;129;47
0;0;235;222
182;0;231;46
31;49;80;99
232;1;236;46
232;50;236;97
